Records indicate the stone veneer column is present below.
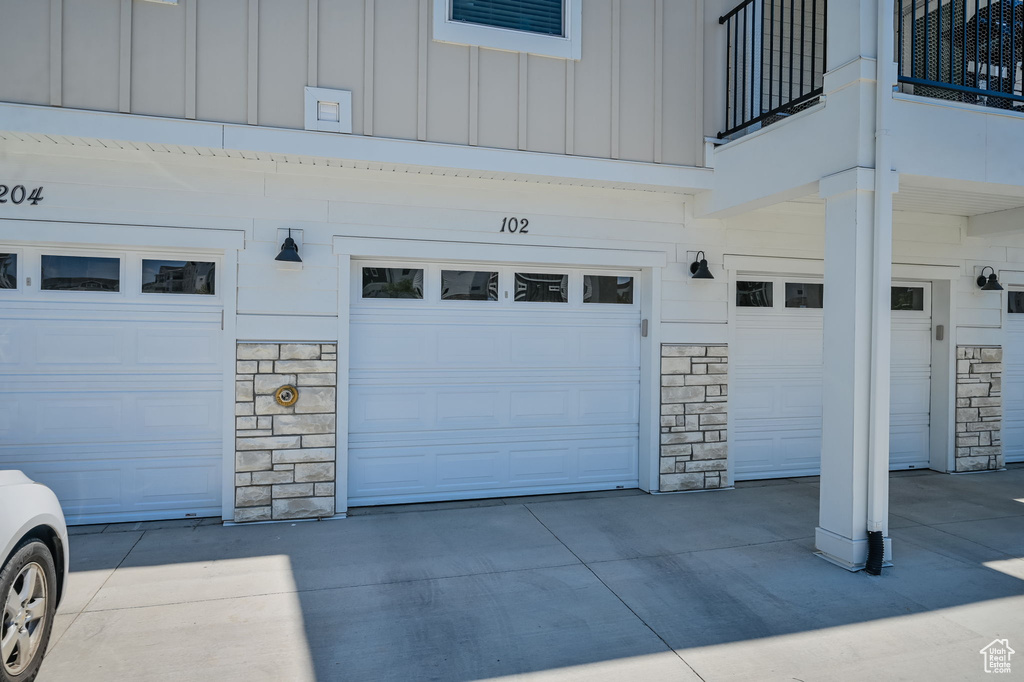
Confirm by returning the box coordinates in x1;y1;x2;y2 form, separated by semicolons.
234;343;338;522
955;346;1003;472
660;344;729;491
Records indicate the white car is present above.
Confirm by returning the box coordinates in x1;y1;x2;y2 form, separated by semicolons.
1;471;69;682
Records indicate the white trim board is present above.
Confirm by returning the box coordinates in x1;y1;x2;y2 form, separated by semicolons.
332;236;668;268
0;219;246;251
0;102;713;193
724;254;961;281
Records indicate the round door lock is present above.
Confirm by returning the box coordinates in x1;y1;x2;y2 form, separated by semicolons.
275;384;299;407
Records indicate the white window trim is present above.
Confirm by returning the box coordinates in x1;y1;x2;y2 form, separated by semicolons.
432;0;582;60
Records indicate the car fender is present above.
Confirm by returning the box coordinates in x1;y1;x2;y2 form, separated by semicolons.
0;479;70;607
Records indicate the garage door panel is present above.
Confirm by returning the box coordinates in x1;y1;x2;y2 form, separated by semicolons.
730;383;776;418
435;451;505;488
734;327;823;368
23;321;219;372
1;300;224;523
891;376;930;412
578;441;639;479
890;425;930;467
353;320;637;371
136;394;223;431
350;436;638;503
732;432;822;478
734;298;931;479
10;452;221;524
2;387;221;444
33;466;124;513
136;327;220;365
436;329;503;364
351;452;428;493
891;323;930;356
578;386;639;422
509;448;571;483
354;326;434;367
350;264;640;505
351;382;638;433
732;381;822;420
508;389;570;422
1005;326;1024;462
133;458;221;506
580;328;639;364
0;328;20;365
36;326;124;365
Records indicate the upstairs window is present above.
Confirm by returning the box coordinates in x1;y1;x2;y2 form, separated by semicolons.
434;0;581;60
452;0;563;36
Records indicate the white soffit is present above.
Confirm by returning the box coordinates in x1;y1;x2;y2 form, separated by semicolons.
0;103;712;194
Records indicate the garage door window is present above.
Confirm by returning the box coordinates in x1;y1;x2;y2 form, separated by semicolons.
1010;292;1024;314
584;275;633;304
362;268;424;299
515;272;568;302
891;286;925;311
0;253;15;289
737;281;773;307
41;255;120;292
441;270;499;301
142;260;216;295
784;282;823;308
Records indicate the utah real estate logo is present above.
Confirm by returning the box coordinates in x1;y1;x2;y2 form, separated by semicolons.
980;639;1015;674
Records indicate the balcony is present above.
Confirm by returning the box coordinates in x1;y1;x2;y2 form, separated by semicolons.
897;0;1024;111
718;0;828;139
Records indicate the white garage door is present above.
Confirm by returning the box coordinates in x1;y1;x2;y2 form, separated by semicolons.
732;279;932;480
348;262;640;506
0;249;223;524
1003;290;1024;463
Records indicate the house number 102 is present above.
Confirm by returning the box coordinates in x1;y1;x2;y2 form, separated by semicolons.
500;217;529;234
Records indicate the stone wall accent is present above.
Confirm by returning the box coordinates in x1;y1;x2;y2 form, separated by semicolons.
234;343;338;522
660;344;729;491
955;346;1003;472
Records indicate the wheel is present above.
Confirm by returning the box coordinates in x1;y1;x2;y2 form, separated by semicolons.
1;540;57;682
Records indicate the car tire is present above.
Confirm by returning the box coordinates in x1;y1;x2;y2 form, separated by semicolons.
1;539;58;682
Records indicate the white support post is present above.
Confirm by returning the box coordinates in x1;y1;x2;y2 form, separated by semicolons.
816;168;893;570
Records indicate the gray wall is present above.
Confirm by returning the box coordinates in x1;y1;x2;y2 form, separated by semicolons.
0;0;710;166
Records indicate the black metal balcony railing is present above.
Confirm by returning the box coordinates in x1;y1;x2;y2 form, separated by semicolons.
897;0;1024;109
719;0;828;139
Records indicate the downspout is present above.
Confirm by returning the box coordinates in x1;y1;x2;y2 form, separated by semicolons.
866;0;897;575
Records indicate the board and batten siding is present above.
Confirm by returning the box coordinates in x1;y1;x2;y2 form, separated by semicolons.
0;0;705;167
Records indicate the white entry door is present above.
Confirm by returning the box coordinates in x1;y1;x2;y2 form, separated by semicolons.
348;262;641;506
1003;290;1024;463
0;248;224;524
732;278;932;480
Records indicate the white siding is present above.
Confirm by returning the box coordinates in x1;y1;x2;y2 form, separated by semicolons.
0;0;706;166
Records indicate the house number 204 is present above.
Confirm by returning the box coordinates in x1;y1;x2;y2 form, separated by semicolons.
499;217;529;234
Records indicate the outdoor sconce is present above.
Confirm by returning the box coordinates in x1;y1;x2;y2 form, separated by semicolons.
977;266;1004;291
689;251;714;279
275;228;302;266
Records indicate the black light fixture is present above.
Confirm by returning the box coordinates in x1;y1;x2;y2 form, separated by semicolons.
689;251;714;279
275;228;302;263
977;266;1003;291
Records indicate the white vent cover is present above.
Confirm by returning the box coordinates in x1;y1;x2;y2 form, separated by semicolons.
304;87;352;134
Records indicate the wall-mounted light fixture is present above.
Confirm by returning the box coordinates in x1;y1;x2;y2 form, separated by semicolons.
977;266;1003;291
275;228;302;264
689;251;714;279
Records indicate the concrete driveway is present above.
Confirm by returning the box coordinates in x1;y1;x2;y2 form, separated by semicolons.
38;466;1024;681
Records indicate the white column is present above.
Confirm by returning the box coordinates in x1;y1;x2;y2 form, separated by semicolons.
816;168;893;570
